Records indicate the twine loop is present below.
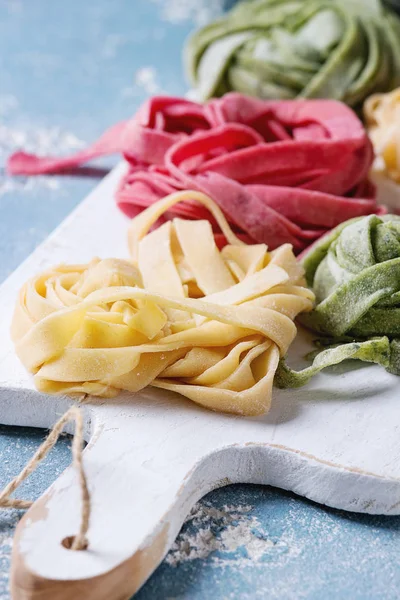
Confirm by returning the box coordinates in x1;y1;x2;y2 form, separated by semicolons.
0;405;90;551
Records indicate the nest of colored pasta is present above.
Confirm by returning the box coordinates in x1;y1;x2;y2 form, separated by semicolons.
365;87;400;185
11;191;314;416
7;93;380;253
276;213;400;388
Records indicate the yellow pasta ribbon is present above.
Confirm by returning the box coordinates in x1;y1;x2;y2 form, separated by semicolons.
365;88;400;184
11;191;314;416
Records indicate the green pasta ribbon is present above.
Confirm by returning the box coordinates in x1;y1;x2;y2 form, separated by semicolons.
186;0;400;107
276;214;400;387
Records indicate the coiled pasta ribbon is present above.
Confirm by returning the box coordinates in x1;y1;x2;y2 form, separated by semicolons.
276;214;400;387
186;0;400;107
12;191;314;416
365;88;400;184
7;94;379;253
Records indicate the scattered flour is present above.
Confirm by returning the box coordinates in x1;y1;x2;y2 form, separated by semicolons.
0;536;13;553
166;502;294;568
0;124;84;160
0;512;19;598
150;0;225;26
0;118;85;196
122;66;165;99
134;67;164;95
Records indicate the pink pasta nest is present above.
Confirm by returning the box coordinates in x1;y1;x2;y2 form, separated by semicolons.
8;93;383;251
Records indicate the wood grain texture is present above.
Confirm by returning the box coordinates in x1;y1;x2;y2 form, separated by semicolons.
1;164;400;599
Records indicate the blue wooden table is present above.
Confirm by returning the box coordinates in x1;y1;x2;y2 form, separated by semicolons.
0;2;399;598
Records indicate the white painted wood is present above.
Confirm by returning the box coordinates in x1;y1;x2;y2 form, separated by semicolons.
372;171;400;211
1;164;400;599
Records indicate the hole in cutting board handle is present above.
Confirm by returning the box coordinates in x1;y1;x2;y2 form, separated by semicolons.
61;535;88;551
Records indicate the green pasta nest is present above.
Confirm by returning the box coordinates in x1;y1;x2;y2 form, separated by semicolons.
186;0;400;108
276;214;400;387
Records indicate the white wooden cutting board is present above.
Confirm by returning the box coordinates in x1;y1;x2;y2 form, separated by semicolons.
1;163;400;600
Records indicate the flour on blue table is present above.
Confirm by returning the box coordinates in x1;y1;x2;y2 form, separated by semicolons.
166;501;300;568
121;66;165;99
135;67;164;95
150;0;224;26
0;96;84;197
0;511;19;598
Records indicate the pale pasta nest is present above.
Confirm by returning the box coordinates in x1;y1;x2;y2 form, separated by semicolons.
365;88;400;184
11;191;314;416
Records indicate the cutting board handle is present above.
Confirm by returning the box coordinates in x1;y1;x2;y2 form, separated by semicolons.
10;384;400;599
9;401;234;600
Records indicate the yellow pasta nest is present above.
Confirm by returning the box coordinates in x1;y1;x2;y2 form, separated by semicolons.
365;88;400;183
11;191;314;416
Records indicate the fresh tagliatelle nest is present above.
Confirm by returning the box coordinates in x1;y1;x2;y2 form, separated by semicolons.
365;88;400;184
11;191;314;416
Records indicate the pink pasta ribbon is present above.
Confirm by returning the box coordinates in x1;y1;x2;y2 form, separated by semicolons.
7;93;382;251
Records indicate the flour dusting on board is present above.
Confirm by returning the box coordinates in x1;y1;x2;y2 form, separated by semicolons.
150;0;224;25
166;501;299;568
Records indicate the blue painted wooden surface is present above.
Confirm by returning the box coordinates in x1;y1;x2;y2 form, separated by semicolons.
0;2;399;598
